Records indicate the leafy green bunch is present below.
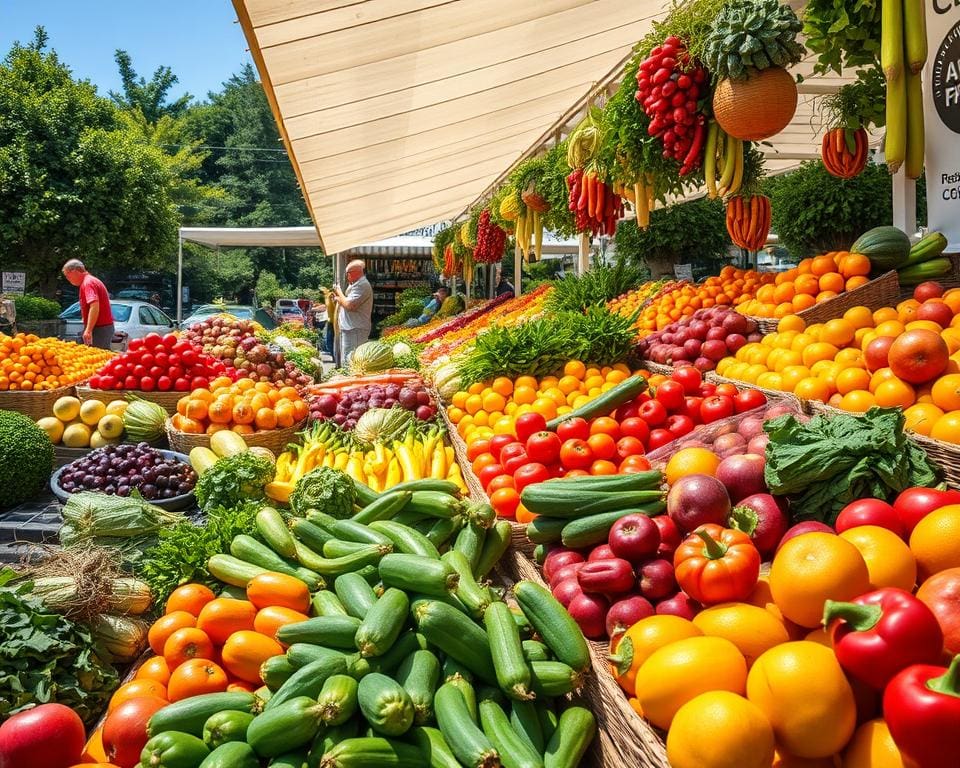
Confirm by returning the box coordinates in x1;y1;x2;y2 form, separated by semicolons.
704;0;804;82
818;67;887;131
802;0;882;75
195;452;275;512
546;259;649;313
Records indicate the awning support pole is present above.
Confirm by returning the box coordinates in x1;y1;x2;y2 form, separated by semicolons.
514;242;522;298
176;235;183;323
578;233;590;275
892;169;917;237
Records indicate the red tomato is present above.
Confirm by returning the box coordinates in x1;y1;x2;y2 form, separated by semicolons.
699;383;717;397
559;439;594;470
0;703;85;768
514;463;550;493
619;417;650;444
191;376;209;390
700;395;735;423
515;412;547;443
486;474;515;493
490;487;521;518
714;383;739;398
157;376;173;392
734;389;767;413
590;460;619;475
589;417;621;439
140;352;155;367
638;399;668;427
666;414;695;438
162;333;177;349
466;438;492;462
472;453;498;475
616;436;645;460
154;351;169;367
893;487;960;534
546;463;564;478
671;366;702;394
655;380;686;411
683;396;704;422
133;364;147;378
587;433;617;461
620;455;652;473
125;375;139;390
128;338;144;352
140;376;155;392
616;401;642;422
498;442;526;465
565;469;591;477
556;417;590;442
478;463;506;490
489;434;517;459
648;428;674;450
143;332;163;348
526;431;562;465
835;499;906;538
503;452;530;475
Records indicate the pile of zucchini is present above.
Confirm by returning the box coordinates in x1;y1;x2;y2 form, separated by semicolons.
141;478;597;768
523;471;666;550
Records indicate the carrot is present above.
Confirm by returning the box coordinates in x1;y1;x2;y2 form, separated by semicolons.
585;173;596;216
595;180;606;221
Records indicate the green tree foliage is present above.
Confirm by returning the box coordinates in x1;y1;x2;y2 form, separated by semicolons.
109;50;191;121
0;29;179;293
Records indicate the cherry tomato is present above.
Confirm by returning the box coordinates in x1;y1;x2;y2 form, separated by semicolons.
557;417;590;442
835;498;906;538
128;338;144;352
559;439;594;470
515;412;547;443
590;460;618;476
638;399;668;427
526;431;562;465
174;377;190;391
487;474;515;493
514;463;550;493
125;375;139;389
154;352;169;367
162;333;178;349
478;463;506;490
191;376;208;390
587;433;617;461
655;380;686;411
616;436;646;460
671;366;702;394
490;433;517;459
466;438;492;462
140;376;155;391
143;332;163;348
620;455;652;474
490;487;521;518
699;382;717;397
589;416;621;439
700;395;735;423
734;389;767;414
132;364;147;378
619;417;650;444
140;352;155;367
647;428;674;450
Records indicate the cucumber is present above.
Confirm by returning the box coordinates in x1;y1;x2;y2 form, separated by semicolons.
484;601;534;701
349;631;429;680
261;655;296;690
442;657;475;684
396;649;441;725
534;470;663;492
296;541;385;576
357;673;415;736
351;478;381;507
354;564;380;586
387;478;460;496
335;572;379;619
323;539;374;557
410;590;470;616
369;521;441;559
202;710;255;749
525;517;566;545
533;545;548;565
307;510;338;529
310;719;360;761
391;509;430;528
199;741;258;768
545;374;647;430
257;686;273;704
537;703;558;748
312;589;349;617
521;640;551;663
351;489;413;524
355;587;409;658
267;655;349;711
218;583;248;600
140;731;210;768
479;698;544;768
230;535;324;590
441;550;493;619
207;554;268;587
257;506;297;559
412;599;497;684
424;516;463;548
276;615;362;649
405;490;465;519
529;661;583;697
408;726;463;768
269;750;309;768
446;674;479;722
379;554;459;597
329;519;394;547
560;503;665;548
474;520;512;580
520;489;665;518
511;609;533;640
317;737;424;768
286;643;348;669
247;696;323;757
290;518;336;553
317;674;359;726
466;502;496;529
514;581;590;673
543;706;596;768
434;682;500;768
147;692;260;737
454;522;486;572
510;700;545;754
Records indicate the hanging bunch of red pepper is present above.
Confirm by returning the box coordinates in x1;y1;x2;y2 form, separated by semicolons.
566;168;623;237
726;194;771;252
441;244;459;279
473;209;507;264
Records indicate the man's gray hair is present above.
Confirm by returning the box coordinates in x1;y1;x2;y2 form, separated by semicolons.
62;259;86;273
346;260;365;273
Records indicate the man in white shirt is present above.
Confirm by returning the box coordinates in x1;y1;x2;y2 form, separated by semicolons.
333;259;373;366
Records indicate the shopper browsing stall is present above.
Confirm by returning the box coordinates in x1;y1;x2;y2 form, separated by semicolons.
333;259;373;365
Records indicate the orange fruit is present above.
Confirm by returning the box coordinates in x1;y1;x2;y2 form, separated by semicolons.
818;272;846;294
491;376;514;396
801;342;839;369
930;410;960;443
932;373;960;411
794;274;820;296
792;293;817;311
872;378;916;408
108;678;168;711
838;390;875;413
610;615;703;696
816;291;839;304
821;319;856;347
839;525;917;592
666;692;776;768
843;719;906;768
903;402;945;436
165;583;217;617
910;504;960;580
147;611;196;656
777;315;806;333
810;255;837;276
135;656;171;686
769;533;871;628
774;283;796;304
563;360;586;379
835;367;871;395
692;603;790;667
838;253;871;278
665;447;721;484
793;377;831;402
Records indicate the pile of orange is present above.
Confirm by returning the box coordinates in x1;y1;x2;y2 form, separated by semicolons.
636;268;776;335
447;361;645;446
737;252;872;319
0;333;113;391
171;376;308;435
607;280;668;331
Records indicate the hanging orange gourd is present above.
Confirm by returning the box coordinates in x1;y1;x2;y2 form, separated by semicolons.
821;127;868;179
726;194;771;252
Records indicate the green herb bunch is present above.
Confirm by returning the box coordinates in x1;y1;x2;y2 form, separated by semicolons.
195;452;275;512
802;0;882;75
704;0;805;81
546;259;648;313
819;67;887;130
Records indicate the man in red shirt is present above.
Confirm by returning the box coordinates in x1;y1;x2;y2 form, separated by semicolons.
61;259;115;349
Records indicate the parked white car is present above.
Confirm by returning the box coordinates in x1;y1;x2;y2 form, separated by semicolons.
59;300;174;350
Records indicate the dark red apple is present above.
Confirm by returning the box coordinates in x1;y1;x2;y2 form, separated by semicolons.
606;596;655;638
729;493;790;559
551;578;583;607
702;339;728;362
667;474;732;532
543;549;585;583
725;333;747;353
608;514;661;564
706;326;728;341
589;544;617;562
683;338;703;358
917;300;954;328
567;592;609;638
776;521;836;553
656;591;701;619
638;558;677;601
715;453;767;503
653;515;682;557
550;562;584;586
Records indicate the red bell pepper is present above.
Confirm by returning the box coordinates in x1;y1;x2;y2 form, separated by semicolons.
883;655;960;768
824;587;944;690
673;524;760;605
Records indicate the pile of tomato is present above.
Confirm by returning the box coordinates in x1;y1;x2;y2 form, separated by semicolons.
88;333;231;392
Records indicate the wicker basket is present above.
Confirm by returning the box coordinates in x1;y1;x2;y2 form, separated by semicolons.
639;361;675;377
0;385;77;421
166;419;306;456
77;385;184;415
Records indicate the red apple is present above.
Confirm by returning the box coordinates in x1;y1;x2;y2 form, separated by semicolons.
865;335;896;373
914;281;945;302
916;300;954;328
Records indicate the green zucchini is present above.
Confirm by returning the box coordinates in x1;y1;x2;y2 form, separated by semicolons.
529;661;583;697
408;726;462;768
307;510;338;529
511;608;533;639
560;504;665;548
329;518;393;547
355;564;380;586
261;655;296;690
267;655;349;711
323;539;373;557
290;518;336;553
202;710;255;749
514;581;590;673
357;673;415;736
520;488;665;518
276;615;362;649
295;541;384;576
409;590;470;616
396;649;441;725
351;489;413;524
441;550;493;619
543;706;596;768
442;657;474;684
454;522;486;573
218;583;249;600
524;517;566;545
355;587;409;658
199;741;258;768
537;703;558;747
545;374;647;430
230;535;324;590
369;520;441;559
312;589;349;617
269;750;309;768
510;700;545;754
405;490;465;519
257;506;297;559
310;719;360;761
335;571;379;619
247;696;323;757
391;509;430;528
484;601;534;701
349;631;429;680
534;470;663;492
479;698;544;768
351;478;381;507
147;692;261;737
207;554;267;587
140;731;210;768
286;643;348;669
317;737;424;768
474;520;512;580
434;682;500;768
317;674;359;726
447;674;479;722
521;640;551;663
387;478;460;496
424;516;463;548
412;599;497;684
379;553;459;596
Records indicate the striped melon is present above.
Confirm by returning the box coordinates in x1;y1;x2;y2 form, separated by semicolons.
348;341;395;375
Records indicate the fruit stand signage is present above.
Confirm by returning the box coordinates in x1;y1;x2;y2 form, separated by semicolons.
925;1;960;248
2;271;25;295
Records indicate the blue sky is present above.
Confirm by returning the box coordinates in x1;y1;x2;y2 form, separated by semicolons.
0;0;254;101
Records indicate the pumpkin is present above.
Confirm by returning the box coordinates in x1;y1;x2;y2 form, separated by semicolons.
821;127;869;179
850;226;912;274
348;341;395;376
713;67;798;141
726;195;771;252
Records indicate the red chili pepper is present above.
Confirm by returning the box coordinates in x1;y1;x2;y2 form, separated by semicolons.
824;588;944;690
883;655;960;768
673;524;760;605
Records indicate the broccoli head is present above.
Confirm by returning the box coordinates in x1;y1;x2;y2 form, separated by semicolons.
0;409;55;508
289;467;356;518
